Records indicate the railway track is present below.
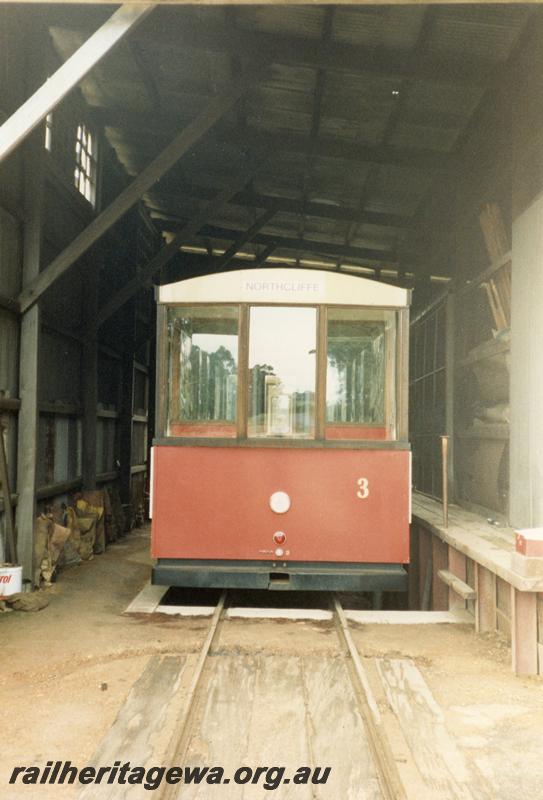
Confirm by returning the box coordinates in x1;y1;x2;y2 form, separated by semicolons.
160;591;407;800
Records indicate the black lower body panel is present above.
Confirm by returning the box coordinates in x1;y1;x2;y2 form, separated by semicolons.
152;559;407;592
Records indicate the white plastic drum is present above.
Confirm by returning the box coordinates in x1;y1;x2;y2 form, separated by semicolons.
0;564;22;597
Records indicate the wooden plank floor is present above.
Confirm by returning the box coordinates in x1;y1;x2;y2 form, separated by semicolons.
78;655;188;800
179;654;382;800
76;649;495;800
376;658;491;800
69;617;543;800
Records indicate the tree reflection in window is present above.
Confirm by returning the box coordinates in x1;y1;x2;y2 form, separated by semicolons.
327;309;395;425
167;307;238;431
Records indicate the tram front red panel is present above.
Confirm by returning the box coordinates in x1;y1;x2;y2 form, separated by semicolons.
151;446;410;563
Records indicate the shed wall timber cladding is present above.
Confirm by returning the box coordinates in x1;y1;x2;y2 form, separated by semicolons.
96;416;116;474
43;180;93;257
40;330;82;405
97;353;121;407
37;327;83;492
0;207;22;556
37;414;81;489
0;12;161;561
0;210;21;401
0;206;22;299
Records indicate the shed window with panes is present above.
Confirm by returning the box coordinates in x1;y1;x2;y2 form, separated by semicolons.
74;123;97;206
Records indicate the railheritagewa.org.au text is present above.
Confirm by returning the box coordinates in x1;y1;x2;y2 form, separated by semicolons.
9;762;332;791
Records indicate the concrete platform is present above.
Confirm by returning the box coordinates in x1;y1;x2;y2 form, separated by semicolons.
125;582;472;624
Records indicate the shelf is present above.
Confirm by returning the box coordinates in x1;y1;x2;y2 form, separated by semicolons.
458;338;510;369
0;397;21;412
96;471;119;483
458;251;512;296
130;464;147;474
97;408;119;420
37;477;83;500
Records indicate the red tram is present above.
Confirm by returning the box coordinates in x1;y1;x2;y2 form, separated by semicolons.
151;268;411;591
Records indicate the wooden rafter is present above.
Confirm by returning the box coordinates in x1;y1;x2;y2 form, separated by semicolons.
96;157;270;327
0;4;154;163
252;243;276;268
158;220;397;265
211;206;278;272
149;188;408;230
18;67;270;314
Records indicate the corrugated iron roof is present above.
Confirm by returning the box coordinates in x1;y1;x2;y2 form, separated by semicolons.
45;4;533;277
332;6;426;52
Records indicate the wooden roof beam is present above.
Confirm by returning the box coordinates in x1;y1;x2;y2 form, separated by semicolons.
96;155;273;327
252;243;277;268
158;220;397;265
211;206;278;272
18;68;270;314
149;188;409;229
0;5;153;164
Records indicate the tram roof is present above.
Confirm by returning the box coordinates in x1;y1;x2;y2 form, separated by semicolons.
158;268;410;308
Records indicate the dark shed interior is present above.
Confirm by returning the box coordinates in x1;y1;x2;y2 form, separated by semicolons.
1;3;543;579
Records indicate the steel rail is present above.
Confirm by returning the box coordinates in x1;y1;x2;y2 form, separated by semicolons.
160;590;227;799
158;591;406;800
332;595;407;800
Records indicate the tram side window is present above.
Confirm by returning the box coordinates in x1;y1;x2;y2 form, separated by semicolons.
166;306;239;436
326;308;396;433
248;306;317;438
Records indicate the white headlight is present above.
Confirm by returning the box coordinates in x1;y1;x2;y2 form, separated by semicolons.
270;491;291;514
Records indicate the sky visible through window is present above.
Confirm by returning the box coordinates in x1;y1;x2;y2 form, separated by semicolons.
248;307;317;394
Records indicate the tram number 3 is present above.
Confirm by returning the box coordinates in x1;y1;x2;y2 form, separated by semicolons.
356;477;370;499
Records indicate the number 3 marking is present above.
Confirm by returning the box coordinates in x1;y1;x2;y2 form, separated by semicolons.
357;477;369;499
